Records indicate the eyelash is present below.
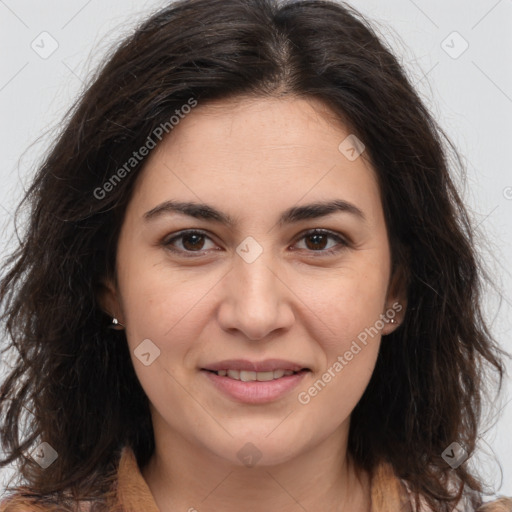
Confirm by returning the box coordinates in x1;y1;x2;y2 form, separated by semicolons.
162;229;349;258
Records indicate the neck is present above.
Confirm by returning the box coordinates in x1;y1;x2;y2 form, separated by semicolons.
141;419;371;512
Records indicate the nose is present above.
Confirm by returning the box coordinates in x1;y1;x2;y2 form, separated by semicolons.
217;247;295;341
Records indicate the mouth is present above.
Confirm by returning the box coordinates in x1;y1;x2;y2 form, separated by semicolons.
202;368;309;381
200;360;311;404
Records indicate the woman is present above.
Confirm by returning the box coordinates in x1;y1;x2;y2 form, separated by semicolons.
0;0;510;510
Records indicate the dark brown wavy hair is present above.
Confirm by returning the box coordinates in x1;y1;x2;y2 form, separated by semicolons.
0;0;508;510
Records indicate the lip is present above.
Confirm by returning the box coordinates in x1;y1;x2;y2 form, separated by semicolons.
201;359;309;373
201;368;310;404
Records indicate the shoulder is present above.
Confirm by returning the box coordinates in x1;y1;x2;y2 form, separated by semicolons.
0;448;127;512
0;495;46;512
0;495;93;512
410;489;512;512
371;461;512;512
412;488;512;512
405;493;512;512
476;497;512;511
1;497;46;511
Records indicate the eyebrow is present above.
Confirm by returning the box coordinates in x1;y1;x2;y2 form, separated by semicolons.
143;199;366;226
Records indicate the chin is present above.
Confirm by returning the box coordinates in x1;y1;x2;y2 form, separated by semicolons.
203;431;308;468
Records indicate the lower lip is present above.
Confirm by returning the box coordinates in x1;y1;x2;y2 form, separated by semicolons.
201;370;309;404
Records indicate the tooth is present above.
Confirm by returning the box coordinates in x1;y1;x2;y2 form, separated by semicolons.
240;370;257;382
227;369;240;380
256;371;275;381
222;369;297;381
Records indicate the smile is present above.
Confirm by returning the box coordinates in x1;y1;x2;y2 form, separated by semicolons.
201;368;310;404
204;369;300;381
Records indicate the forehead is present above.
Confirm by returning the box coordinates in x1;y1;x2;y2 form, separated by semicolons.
153;95;360;162
129;96;382;226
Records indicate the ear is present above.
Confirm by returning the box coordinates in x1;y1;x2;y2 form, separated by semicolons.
381;263;408;336
96;276;125;324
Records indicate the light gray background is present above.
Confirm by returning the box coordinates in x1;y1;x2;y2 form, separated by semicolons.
1;0;511;499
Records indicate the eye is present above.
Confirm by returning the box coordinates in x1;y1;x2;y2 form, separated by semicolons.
163;228;349;257
293;229;349;255
163;230;217;256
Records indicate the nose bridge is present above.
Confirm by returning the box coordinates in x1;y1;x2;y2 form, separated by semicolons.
234;234;277;290
218;237;294;340
237;249;277;298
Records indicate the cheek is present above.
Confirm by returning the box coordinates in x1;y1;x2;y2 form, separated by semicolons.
308;264;389;350
116;246;217;347
297;340;380;442
295;260;387;411
296;273;385;430
121;286;208;373
116;266;207;414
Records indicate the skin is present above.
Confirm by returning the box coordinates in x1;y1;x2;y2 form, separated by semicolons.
100;95;406;512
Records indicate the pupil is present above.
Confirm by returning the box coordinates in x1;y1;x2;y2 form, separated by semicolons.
306;233;327;250
183;234;204;251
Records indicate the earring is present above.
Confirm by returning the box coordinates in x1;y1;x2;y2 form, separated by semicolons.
109;317;125;330
390;318;397;324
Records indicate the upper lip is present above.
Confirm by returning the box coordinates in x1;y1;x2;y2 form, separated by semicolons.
201;359;310;373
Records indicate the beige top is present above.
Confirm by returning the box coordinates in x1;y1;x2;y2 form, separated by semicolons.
1;446;511;511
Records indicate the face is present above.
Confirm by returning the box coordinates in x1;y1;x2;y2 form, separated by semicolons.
101;95;404;468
